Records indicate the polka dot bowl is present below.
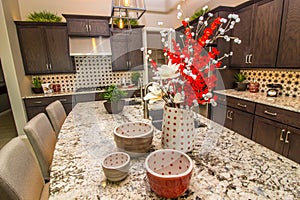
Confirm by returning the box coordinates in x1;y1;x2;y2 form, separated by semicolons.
114;122;154;157
145;149;193;198
101;152;130;182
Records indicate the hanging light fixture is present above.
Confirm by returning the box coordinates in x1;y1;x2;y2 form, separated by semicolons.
111;0;146;29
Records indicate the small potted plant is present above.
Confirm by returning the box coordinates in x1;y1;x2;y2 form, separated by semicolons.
131;72;141;86
101;85;128;114
234;73;248;91
32;77;43;93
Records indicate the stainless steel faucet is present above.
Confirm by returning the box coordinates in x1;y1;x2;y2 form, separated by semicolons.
141;82;155;119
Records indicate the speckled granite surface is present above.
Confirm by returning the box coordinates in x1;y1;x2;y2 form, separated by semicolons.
214;89;300;113
49;101;300;200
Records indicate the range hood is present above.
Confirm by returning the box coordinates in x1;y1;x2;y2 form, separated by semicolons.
69;37;112;56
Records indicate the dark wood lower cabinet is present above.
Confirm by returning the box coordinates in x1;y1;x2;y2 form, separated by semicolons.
253;115;300;163
230;107;254;139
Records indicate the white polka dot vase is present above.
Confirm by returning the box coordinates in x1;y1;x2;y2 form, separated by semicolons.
161;106;195;152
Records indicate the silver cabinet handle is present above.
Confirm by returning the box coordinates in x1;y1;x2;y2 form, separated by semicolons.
46;64;49;70
285;131;291;143
219;97;226;102
89;24;92;32
49;63;52;70
245;55;249;64
128;61;131;67
237;103;247;108
249;54;253;64
59;99;67;102
226;110;231;120
34;101;43;104
230;111;233;120
85;24;89;32
280;129;285;141
264;110;277;116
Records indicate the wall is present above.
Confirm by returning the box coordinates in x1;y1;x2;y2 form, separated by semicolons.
0;0;28;135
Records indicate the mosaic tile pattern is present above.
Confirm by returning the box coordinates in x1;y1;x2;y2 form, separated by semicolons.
241;69;300;98
33;56;143;92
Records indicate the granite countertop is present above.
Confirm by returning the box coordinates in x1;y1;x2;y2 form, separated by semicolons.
214;89;300;113
49;101;300;200
22;86;139;99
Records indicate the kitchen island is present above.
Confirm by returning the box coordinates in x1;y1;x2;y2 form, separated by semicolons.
49;101;300;199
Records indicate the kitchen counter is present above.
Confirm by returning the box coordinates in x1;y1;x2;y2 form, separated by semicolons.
214;89;300;113
49;101;300;200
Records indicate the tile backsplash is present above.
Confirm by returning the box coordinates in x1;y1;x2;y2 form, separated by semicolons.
241;69;300;97
33;56;143;92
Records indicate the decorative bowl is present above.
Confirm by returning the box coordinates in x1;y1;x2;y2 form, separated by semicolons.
102;152;130;182
114;122;154;157
145;149;193;198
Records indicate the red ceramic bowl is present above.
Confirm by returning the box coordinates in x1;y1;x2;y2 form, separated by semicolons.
145;149;193;198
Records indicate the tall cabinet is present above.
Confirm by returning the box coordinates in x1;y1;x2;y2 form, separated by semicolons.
230;0;283;68
16;22;75;75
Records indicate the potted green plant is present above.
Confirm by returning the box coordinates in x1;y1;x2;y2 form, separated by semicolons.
31;77;43;93
27;11;62;22
234;73;248;91
131;72;141;86
101;85;128;114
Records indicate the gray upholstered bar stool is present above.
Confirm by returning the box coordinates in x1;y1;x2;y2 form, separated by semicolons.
46;100;67;137
0;136;49;200
23;113;56;181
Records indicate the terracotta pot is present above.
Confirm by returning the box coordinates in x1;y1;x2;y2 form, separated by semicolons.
103;100;125;114
145;149;193;198
161;106;195;152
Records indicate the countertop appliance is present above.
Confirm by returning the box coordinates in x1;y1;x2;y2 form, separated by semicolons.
267;84;283;97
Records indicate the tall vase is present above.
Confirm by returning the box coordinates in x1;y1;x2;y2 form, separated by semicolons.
161;106;195;152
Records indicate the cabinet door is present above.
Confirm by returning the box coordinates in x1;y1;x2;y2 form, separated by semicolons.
230;4;253;67
276;0;300;68
250;0;283;67
230;107;254;139
128;29;143;70
67;18;89;36
88;19;110;37
252;116;285;155
17;26;49;74
44;26;75;73
111;32;129;71
283;126;300;163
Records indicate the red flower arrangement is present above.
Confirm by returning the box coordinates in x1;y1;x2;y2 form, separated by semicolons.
144;6;241;109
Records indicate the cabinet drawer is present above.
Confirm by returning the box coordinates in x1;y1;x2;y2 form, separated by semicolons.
255;104;300;128
227;96;256;113
24;95;73;107
216;94;227;105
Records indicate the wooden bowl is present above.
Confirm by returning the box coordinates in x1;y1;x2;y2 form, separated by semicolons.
114;122;154;157
102;152;130;182
145;149;193;198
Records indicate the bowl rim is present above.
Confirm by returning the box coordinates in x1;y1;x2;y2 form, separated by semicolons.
102;151;130;169
113;121;154;138
145;149;193;178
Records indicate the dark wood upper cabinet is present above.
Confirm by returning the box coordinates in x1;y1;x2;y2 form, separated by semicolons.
276;0;300;68
231;0;283;68
63;14;110;37
111;28;144;71
15;22;75;75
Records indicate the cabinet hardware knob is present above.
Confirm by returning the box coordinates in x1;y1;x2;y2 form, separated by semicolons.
237;103;247;108
59;99;67;102
264;110;277;116
34;101;43;104
280;129;285;141
285;131;291;143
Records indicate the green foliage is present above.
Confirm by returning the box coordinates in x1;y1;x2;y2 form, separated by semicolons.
101;85;128;102
32;77;42;88
190;7;210;21
131;72;141;84
27;11;62;22
113;18;139;26
234;73;247;82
